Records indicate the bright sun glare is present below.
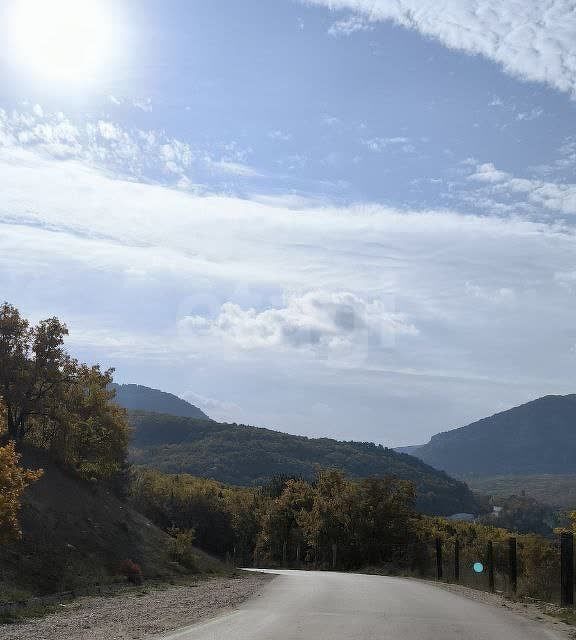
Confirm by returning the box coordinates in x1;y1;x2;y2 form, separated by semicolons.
9;0;114;82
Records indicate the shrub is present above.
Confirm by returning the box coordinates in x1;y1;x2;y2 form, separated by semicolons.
167;528;198;571
119;559;143;585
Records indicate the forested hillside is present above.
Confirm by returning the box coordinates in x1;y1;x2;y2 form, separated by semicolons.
111;383;209;420
129;411;480;516
415;394;576;476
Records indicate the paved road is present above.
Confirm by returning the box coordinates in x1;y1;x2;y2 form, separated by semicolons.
163;569;564;640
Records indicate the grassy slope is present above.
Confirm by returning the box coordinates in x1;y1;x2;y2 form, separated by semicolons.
0;448;223;599
129;411;480;516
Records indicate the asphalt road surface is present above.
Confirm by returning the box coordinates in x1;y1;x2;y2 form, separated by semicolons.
162;569;564;640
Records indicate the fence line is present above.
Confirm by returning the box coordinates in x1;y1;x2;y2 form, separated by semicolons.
255;532;575;607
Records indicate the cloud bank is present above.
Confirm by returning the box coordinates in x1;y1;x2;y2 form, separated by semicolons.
306;0;576;95
180;290;417;351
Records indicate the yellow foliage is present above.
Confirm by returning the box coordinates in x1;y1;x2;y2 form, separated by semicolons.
0;441;43;544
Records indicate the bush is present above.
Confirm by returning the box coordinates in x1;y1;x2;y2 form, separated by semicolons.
167;528;198;571
119;559;143;585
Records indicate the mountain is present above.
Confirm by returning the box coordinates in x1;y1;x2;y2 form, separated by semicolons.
128;411;480;517
111;383;210;420
415;394;576;477
394;445;424;455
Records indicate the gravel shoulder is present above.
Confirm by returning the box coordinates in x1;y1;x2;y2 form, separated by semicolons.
429;580;576;639
1;572;274;640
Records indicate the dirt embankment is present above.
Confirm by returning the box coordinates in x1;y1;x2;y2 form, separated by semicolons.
2;573;273;640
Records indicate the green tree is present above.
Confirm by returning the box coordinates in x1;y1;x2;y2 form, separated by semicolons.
0;303;130;481
0;302;70;443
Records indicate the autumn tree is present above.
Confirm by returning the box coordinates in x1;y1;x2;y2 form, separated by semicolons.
0;303;130;482
351;476;416;565
258;478;314;562
0;440;42;543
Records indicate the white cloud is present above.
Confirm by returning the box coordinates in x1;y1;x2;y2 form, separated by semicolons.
1;141;576;421
322;115;341;127
306;0;576;95
467;162;576;215
516;107;544;121
207;159;261;177
465;282;516;304
0;106;257;186
508;178;576;215
268;129;293;142
328;14;374;37
362;136;415;153
179;290;417;352
467;162;510;183
133;97;153;113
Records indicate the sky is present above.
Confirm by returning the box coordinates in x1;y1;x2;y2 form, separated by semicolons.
0;0;575;446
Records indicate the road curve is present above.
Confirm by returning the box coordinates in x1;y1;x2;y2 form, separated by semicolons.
162;569;564;640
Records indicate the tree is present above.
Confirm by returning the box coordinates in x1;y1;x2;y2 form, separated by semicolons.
351;477;416;564
0;303;130;482
258;478;314;563
0;302;70;443
0;440;42;543
41;364;131;481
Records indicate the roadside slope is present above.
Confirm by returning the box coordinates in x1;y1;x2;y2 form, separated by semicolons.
0;448;222;597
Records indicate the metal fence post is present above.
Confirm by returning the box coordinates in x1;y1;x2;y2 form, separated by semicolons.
454;539;460;582
561;532;574;606
332;543;338;570
486;541;495;593
435;538;443;580
508;537;517;594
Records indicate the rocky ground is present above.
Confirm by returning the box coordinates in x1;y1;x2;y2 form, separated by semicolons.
1;573;273;640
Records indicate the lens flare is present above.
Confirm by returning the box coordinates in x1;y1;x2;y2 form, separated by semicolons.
8;0;115;83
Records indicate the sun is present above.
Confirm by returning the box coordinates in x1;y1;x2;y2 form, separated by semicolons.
8;0;115;83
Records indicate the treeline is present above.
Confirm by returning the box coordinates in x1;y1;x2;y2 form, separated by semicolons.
132;465;575;601
132;466;450;570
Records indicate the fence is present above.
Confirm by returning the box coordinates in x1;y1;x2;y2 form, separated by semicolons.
251;532;576;607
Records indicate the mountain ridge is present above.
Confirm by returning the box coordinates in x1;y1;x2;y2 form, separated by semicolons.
111;383;210;420
413;394;576;476
128;410;481;516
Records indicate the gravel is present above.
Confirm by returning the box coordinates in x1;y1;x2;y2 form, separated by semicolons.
1;573;273;640
430;580;576;639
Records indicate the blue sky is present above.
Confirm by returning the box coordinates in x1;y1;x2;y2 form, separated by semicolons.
0;0;575;445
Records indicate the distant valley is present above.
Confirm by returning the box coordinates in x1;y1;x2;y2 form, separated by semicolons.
112;385;576;514
110;383;479;516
